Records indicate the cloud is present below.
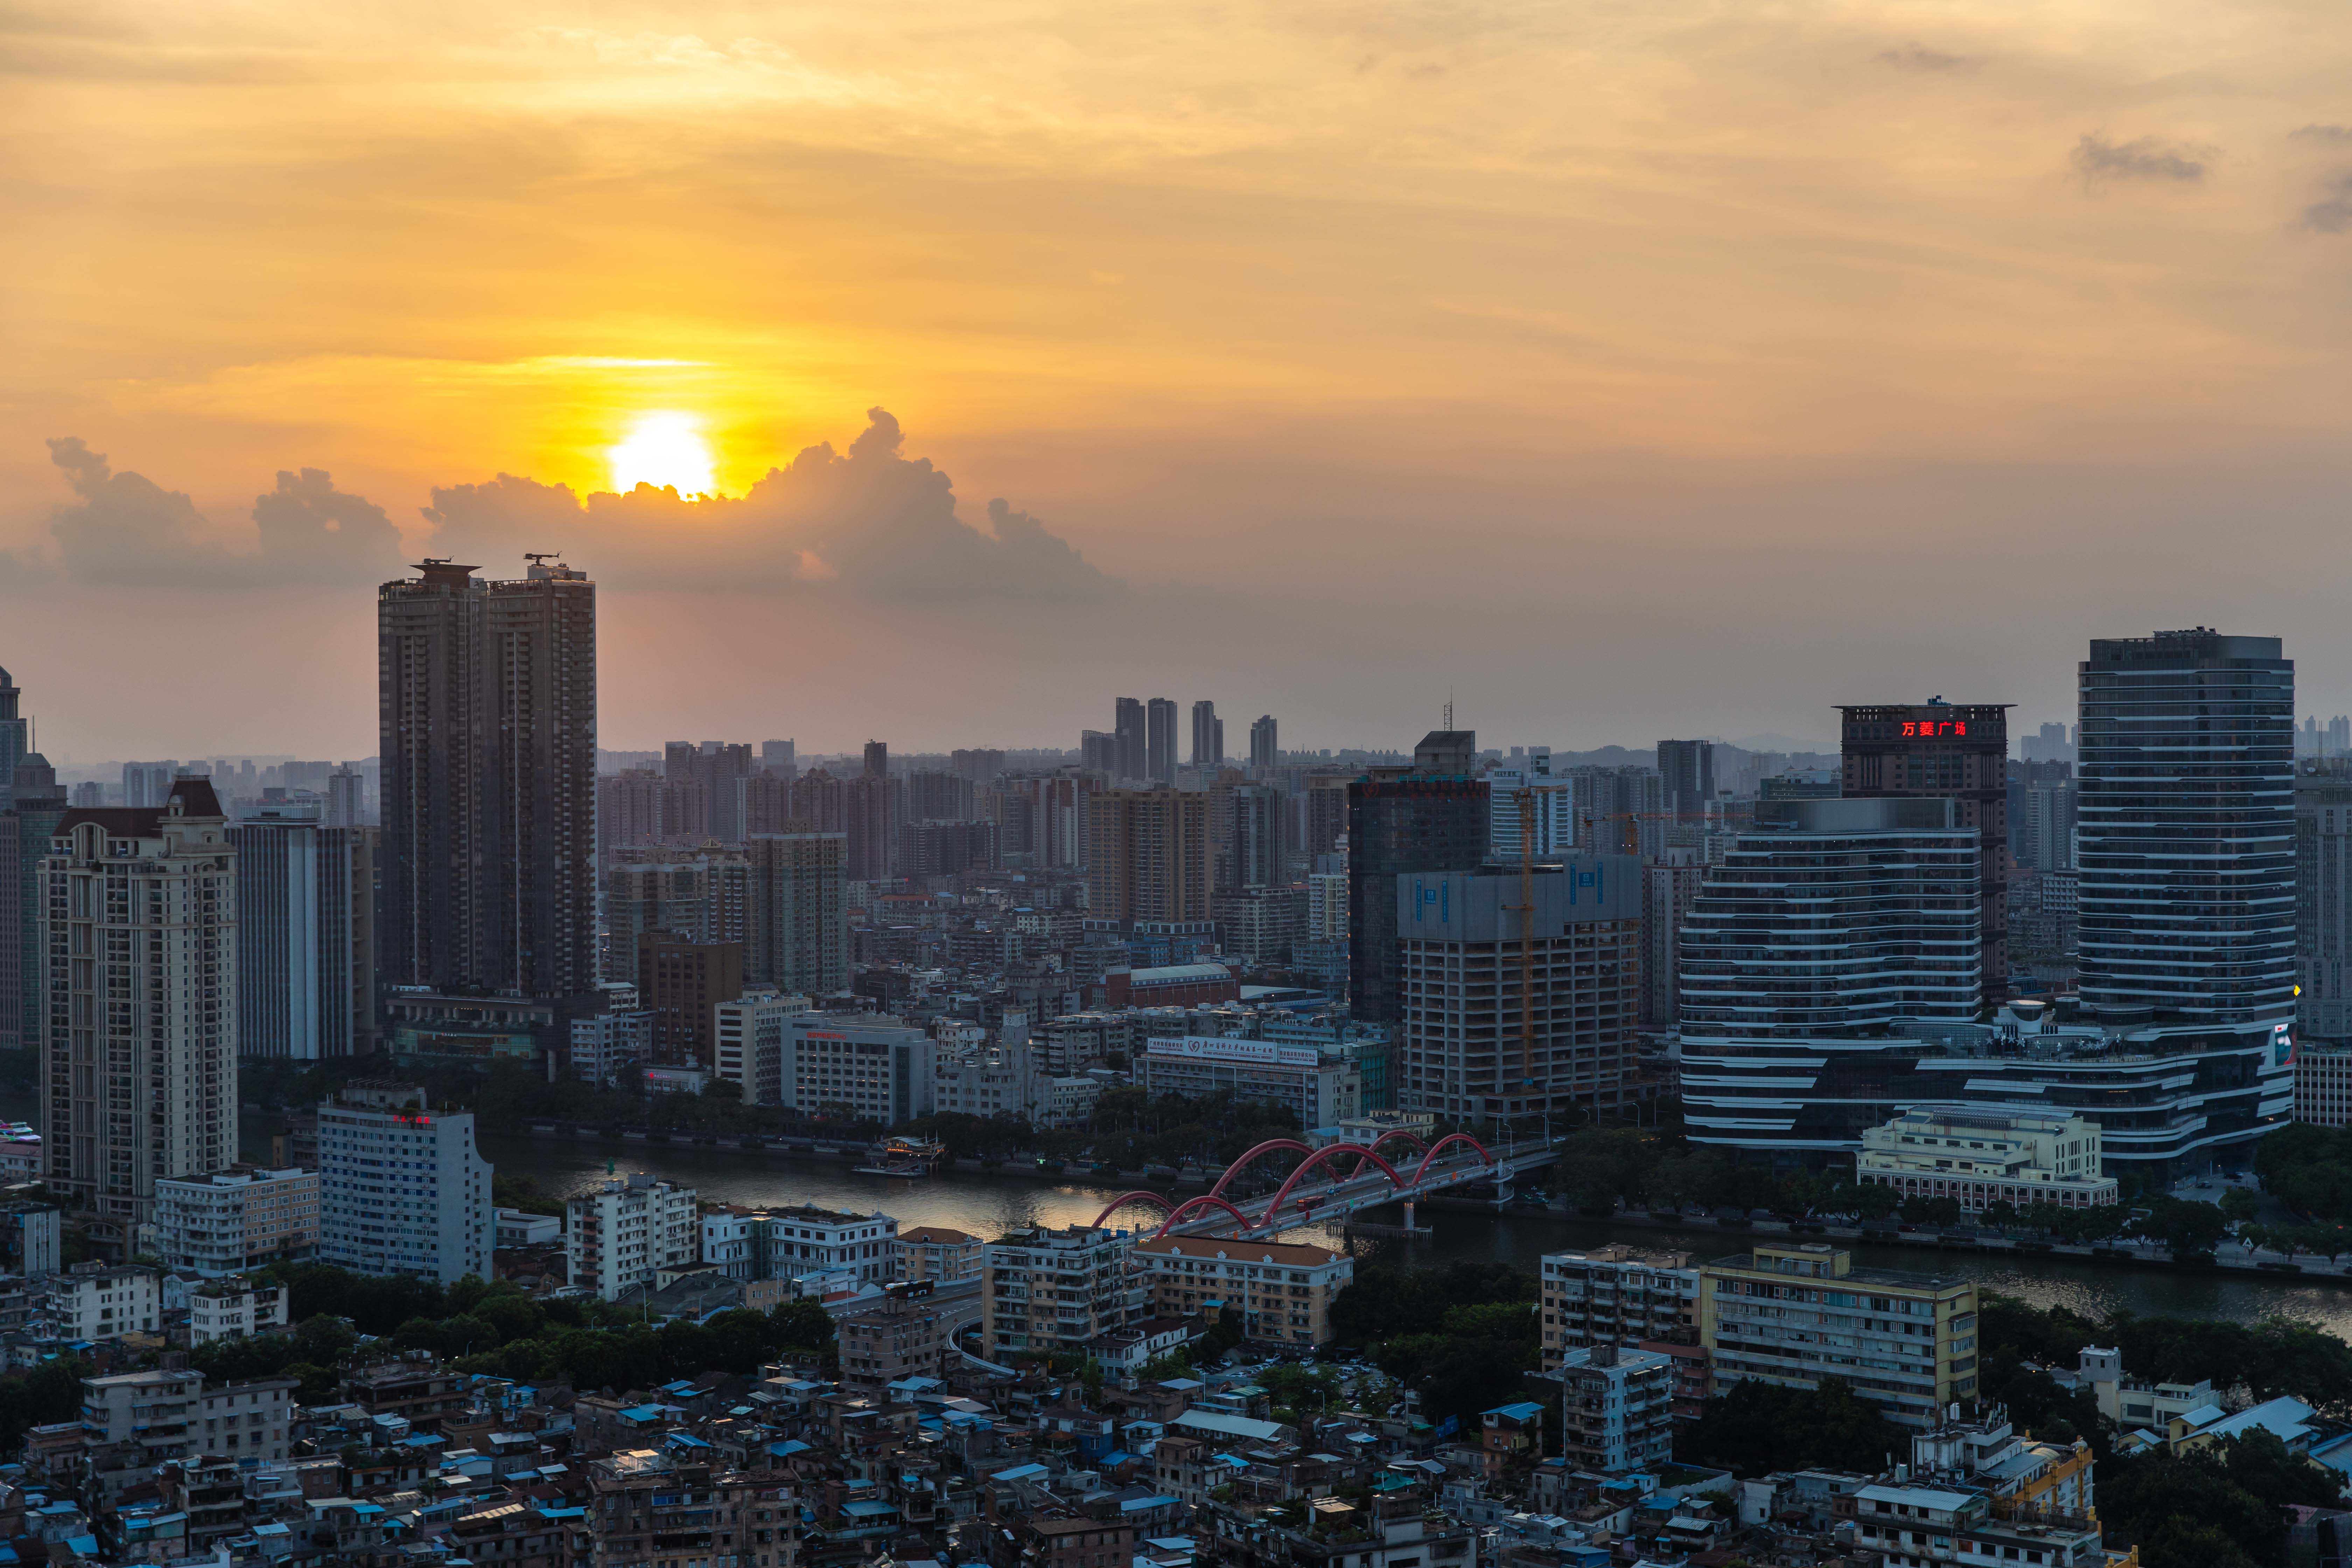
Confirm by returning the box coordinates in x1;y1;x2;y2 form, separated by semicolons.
422;406;1122;604
14;408;1113;608
2291;125;2352;144
28;438;411;587
250;468;407;580
2071;134;2208;184
1874;43;1975;72
2301;174;2352;234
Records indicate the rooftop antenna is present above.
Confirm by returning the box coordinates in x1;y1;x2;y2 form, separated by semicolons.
421;556;451;566
525;551;561;566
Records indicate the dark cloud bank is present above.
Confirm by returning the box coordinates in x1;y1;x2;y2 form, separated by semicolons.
12;410;1119;604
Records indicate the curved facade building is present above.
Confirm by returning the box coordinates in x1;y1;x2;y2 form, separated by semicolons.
2076;629;2296;1029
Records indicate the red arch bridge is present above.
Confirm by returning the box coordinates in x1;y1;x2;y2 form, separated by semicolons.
1087;1133;1555;1239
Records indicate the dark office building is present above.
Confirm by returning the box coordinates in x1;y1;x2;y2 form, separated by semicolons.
0;753;68;1052
1114;698;1146;783
905;770;975;823
863;740;889;780
1346;730;1488;1024
1190;701;1223;770
1656;739;1716;822
1840;701;2011;1000
2078;630;2295;1030
379;557;598;1008
1146;698;1178;786
637;930;744;1068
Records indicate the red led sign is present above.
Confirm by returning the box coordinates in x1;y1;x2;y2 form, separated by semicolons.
1900;721;1966;737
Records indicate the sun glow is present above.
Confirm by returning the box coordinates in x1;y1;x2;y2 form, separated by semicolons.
608;411;717;495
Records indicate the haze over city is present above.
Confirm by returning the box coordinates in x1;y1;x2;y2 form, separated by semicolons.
10;1;2352;756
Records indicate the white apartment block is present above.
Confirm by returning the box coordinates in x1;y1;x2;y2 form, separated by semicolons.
1858;1104;2118;1212
1133;1235;1353;1346
982;1225;1143;1355
38;779;240;1234
198;1375;296;1463
1305;874;1348;943
714;989;812;1105
315;1082;493;1284
568;1173;699;1301
1037;1012;1131;1075
153;1166;320;1277
189;1278;289;1346
570;1004;652;1087
1486;755;1576;860
934;1040;1043;1121
46;1264;159;1340
764;1206;899;1286
82;1368;200;1465
1556;1343;1676;1473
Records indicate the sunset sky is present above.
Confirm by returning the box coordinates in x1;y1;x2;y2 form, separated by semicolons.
6;0;2352;760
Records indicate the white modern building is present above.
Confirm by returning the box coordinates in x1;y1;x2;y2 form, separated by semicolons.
702;1209;756;1280
713;988;813;1104
761;1205;899;1286
567;1172;699;1301
1858;1105;2118;1211
38;777;240;1235
315;1082;493;1284
153;1167;320;1277
188;1277;289;1347
45;1264;160;1341
777;1016;935;1122
1138;1035;1359;1130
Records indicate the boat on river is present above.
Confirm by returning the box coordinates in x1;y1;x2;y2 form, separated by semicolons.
854;1136;947;1177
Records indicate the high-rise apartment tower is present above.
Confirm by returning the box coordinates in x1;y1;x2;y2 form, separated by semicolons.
40;778;240;1232
377;558;598;1008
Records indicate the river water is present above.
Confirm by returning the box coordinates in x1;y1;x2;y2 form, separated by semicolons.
477;1130;2352;1339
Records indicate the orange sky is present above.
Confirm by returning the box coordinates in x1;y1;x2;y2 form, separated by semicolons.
6;0;2352;758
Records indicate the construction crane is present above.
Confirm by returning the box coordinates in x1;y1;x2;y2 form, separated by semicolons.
1508;785;1574;1093
1582;810;1678;858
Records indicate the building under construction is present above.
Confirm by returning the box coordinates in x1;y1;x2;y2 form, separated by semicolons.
1392;859;1640;1122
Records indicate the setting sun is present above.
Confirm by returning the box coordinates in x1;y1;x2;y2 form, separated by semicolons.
608;411;716;496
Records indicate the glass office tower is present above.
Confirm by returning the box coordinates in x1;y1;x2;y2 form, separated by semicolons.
2076;629;2296;1030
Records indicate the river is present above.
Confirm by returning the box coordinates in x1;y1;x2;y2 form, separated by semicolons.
475;1130;2352;1339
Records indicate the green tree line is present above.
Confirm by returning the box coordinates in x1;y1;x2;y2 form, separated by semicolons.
196;1265;839;1398
1326;1261;1541;1425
